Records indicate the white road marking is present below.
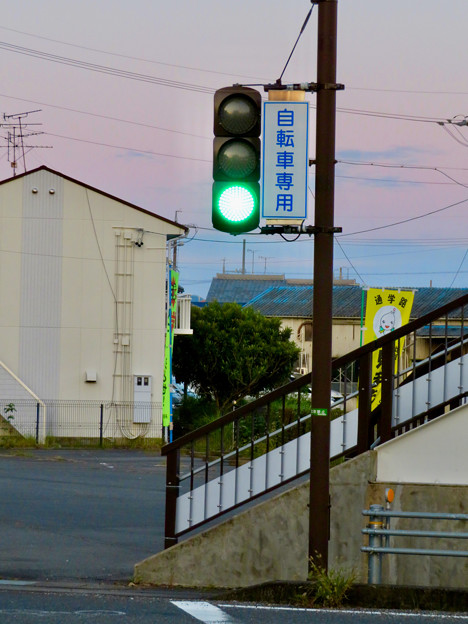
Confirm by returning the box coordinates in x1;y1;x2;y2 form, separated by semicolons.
171;600;235;623
217;603;468;619
0;610;125;617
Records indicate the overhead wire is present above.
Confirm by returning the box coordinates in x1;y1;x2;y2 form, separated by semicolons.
333;236;367;286
278;2;314;82
0;24;263;81
337;196;468;238
2;24;467;95
3;22;468;285
337;160;468;189
0;41;214;93
47;131;211;163
449;249;468;287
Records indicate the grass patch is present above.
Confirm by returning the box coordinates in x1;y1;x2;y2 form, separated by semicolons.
0;435;162;451
0;435;39;449
297;556;356;608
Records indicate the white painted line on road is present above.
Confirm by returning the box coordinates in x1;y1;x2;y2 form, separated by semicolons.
0;580;36;586
171;601;235;623
0;609;126;617
217;603;468;619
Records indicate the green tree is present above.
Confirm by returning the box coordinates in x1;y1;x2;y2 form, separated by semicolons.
172;302;300;413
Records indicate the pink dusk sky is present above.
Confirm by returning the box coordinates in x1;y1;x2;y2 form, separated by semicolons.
1;0;468;298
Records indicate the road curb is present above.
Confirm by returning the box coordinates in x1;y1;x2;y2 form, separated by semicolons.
219;581;468;612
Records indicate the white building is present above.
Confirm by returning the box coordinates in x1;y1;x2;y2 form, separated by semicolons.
0;166;186;441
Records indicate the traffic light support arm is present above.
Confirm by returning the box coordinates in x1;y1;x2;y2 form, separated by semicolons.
263;81;344;93
260;224;342;236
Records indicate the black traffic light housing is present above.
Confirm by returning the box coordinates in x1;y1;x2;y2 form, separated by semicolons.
212;86;262;234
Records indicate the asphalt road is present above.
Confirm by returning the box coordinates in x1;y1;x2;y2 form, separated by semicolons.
1;450;467;621
0;449;167;582
1;584;467;624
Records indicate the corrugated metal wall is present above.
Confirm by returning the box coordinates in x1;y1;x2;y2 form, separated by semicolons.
19;170;64;399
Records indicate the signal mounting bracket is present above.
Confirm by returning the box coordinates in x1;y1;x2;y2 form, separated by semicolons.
260;225;342;237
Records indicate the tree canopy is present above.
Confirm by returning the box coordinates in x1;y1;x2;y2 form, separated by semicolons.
172;301;300;413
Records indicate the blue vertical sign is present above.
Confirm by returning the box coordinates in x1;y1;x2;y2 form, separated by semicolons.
261;101;309;219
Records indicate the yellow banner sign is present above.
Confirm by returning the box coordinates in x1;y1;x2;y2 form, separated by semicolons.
363;288;414;410
162;270;179;427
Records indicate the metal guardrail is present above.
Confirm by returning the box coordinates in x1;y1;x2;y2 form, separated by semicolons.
362;504;468;584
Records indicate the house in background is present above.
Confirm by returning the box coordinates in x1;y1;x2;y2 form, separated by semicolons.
245;284;468;375
0;166;186;441
245;284;363;374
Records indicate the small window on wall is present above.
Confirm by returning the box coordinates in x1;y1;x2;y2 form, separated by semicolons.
304;324;313;342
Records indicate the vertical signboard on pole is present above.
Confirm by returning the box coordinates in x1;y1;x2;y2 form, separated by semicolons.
261;100;309;220
162;270;179;441
362;288;415;410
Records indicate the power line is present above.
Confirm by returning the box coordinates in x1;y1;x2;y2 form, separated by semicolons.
333;236;367;285
278;3;314;82
449;248;468;287
46;131;211;163
348;86;468;96
0;41;214;94
0;92;209;140
337;196;468;237
0;25;263;81
3;24;467;97
337;160;468;189
338;159;468;172
334;106;443;124
0;41;452;127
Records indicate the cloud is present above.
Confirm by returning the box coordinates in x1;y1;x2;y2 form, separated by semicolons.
116;150;155;161
337;146;429;163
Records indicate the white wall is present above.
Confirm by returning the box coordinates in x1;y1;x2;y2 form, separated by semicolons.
0;168;184;413
376;403;468;485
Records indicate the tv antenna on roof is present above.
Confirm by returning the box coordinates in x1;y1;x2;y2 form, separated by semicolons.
1;109;52;176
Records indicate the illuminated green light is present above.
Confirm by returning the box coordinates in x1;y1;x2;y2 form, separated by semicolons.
218;185;255;222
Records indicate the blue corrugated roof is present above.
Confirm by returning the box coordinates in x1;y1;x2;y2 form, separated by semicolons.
207;275;286;304
245;285;468;319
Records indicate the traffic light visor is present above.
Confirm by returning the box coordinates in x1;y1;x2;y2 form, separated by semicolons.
219;94;258;135
214;87;262;137
215;138;259;179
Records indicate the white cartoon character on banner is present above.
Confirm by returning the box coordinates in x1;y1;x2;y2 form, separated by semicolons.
373;306;402;337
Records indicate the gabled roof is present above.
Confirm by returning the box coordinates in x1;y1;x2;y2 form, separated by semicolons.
0;165;188;233
245;285;468;320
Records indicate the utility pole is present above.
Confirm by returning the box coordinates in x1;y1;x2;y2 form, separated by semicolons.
309;0;339;571
172;211;181;270
248;249;255;274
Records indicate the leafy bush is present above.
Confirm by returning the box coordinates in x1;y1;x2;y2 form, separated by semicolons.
172;396;220;439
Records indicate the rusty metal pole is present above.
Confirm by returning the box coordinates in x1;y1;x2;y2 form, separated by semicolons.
309;0;339;571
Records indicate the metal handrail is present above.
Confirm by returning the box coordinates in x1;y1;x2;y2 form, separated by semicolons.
163;293;468;547
178;411;313;482
163;293;468;456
